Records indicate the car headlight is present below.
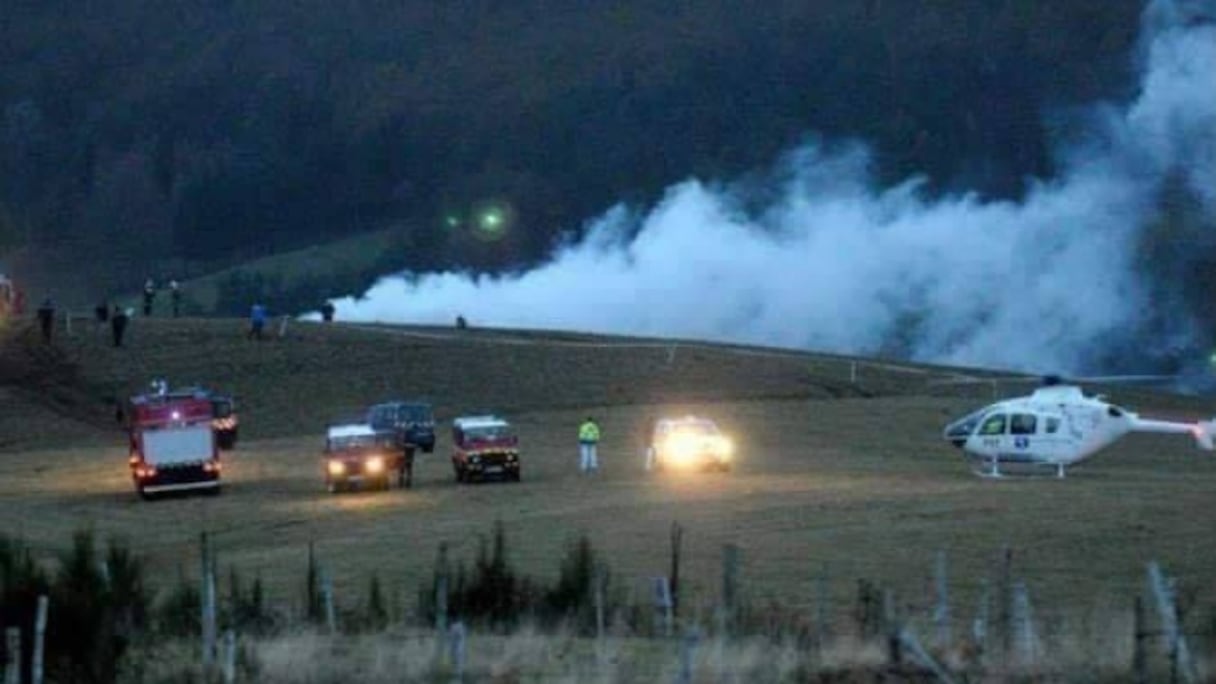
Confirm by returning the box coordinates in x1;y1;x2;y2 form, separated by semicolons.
718;438;734;458
470;454;481;464
665;435;700;463
327;460;346;476
365;456;385;474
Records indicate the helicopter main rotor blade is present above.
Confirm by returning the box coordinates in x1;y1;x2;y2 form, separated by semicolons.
928;373;1180;387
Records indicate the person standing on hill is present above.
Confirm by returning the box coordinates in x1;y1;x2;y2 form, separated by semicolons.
36;298;55;342
169;279;182;318
248;302;267;340
142;278;156;316
320;301;335;322
111;305;129;347
579;416;601;474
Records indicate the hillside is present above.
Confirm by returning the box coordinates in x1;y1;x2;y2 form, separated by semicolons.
2;315;1209;451
0;316;911;450
1;1;1145;304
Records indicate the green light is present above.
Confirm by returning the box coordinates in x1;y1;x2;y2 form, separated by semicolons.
445;215;461;228
480;210;503;229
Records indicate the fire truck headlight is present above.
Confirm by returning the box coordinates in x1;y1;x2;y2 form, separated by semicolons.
327;460;346;477
365;456;385;475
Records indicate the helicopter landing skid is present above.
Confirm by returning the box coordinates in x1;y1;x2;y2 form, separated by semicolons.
969;457;1067;479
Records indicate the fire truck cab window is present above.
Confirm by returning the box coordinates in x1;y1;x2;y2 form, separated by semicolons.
980;414;1007;435
1010;413;1037;435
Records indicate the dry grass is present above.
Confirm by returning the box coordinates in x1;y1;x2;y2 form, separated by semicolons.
2;318;1215;677
121;625;1206;683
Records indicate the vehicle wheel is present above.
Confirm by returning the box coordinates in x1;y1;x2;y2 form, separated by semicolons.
454;467;465;483
137;486;152;501
510;470;521;482
206;484;222;496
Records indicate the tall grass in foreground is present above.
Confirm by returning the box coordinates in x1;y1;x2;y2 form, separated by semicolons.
4;525;1214;683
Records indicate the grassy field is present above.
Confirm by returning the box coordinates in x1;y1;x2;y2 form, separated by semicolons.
1;317;1214;659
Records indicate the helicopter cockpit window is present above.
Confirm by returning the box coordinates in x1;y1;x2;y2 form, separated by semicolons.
979;414;1007;435
1107;406;1124;418
1010;413;1037;435
1045;417;1060;434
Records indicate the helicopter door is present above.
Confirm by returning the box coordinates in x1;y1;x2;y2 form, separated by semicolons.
1007;413;1039;462
1032;413;1071;461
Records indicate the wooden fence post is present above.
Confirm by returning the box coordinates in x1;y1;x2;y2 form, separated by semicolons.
1147;561;1198;684
593;563;606;643
670;522;683;620
970;579;989;669
652;577;674;637
997;546;1012;663
883;589;901;668
1011;581;1038;668
435;543;450;667
201;532;217;670
4;627;20;684
813;564;829;653
934;550;951;652
222;630;237;684
677;626;700;684
898;628;959;684
449;622;466;681
321;570;336;634
720;544;739;638
32;595;48;684
1133;595;1147;684
436;542;450;632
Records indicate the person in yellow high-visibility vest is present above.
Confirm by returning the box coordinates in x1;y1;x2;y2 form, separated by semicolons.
578;416;601;473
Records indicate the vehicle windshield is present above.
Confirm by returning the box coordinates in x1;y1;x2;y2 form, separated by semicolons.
465;425;514;441
212;399;233;418
665;420;719;436
944;409;987;440
328;434;393;451
401;404;432;421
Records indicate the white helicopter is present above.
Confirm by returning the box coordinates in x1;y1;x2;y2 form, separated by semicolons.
941;376;1215;478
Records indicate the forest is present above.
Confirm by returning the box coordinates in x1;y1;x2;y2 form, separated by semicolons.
0;1;1147;308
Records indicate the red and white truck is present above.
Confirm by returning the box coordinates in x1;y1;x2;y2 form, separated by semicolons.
124;387;223;499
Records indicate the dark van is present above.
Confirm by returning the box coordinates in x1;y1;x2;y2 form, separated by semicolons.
367;401;436;453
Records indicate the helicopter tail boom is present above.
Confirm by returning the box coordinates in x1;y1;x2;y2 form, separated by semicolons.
1130;417;1214;450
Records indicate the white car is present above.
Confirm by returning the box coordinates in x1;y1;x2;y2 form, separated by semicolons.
646;416;734;472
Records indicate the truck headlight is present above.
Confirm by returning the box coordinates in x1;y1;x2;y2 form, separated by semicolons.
365;456;385;475
327;460;346;476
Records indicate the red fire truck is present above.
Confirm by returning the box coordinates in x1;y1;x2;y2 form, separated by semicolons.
124;387;223;499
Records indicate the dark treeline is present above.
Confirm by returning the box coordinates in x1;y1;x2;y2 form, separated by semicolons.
0;1;1143;301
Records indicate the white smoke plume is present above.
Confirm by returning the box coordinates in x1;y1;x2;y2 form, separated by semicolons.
331;0;1216;376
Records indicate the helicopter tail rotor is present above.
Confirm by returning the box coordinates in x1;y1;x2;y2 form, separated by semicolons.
1192;420;1215;451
